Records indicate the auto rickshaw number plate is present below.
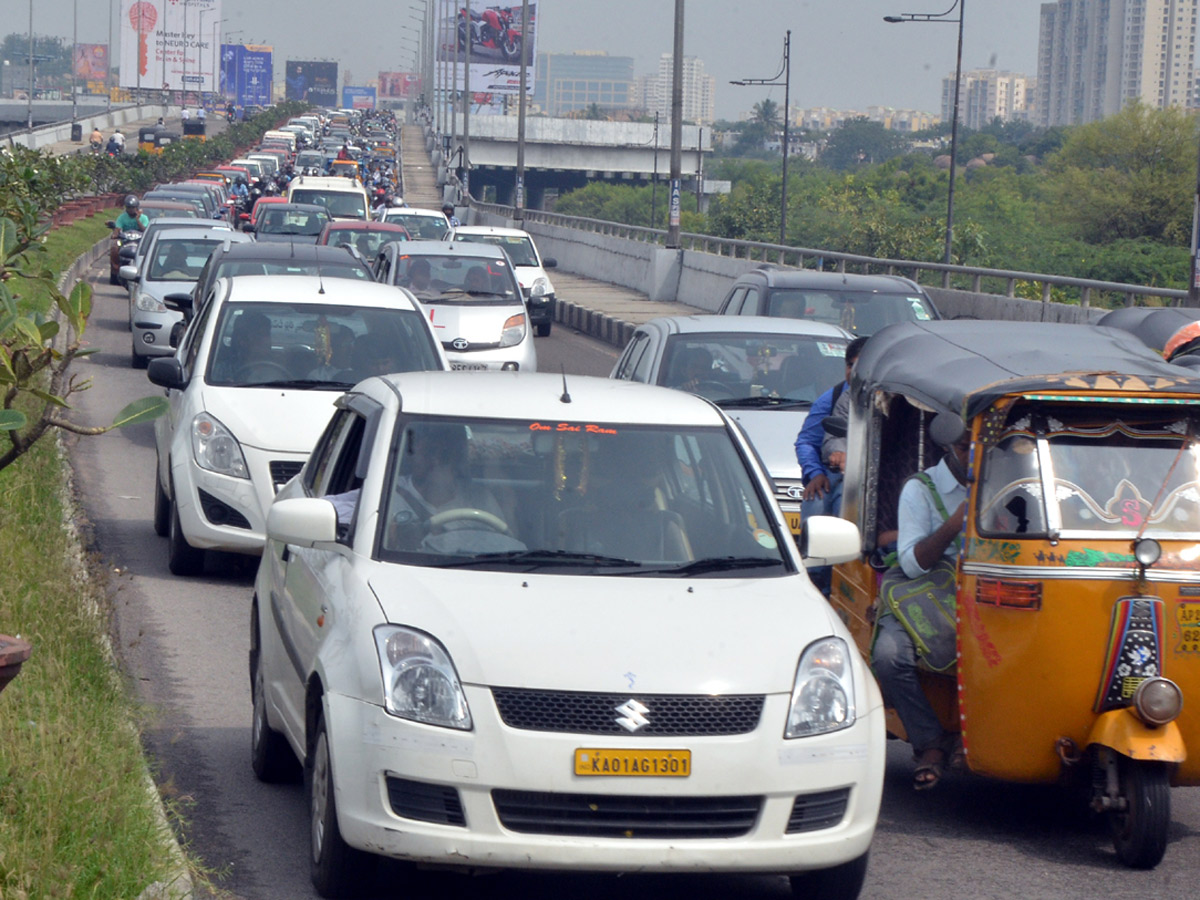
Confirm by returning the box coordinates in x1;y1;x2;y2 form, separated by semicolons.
574;749;691;777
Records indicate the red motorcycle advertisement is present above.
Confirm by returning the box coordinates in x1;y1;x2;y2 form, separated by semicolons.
439;2;537;94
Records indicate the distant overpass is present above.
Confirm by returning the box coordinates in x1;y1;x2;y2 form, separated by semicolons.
459;117;717;207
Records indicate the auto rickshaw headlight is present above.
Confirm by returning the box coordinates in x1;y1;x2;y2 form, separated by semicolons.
1133;538;1161;568
786;637;856;738
1132;677;1183;727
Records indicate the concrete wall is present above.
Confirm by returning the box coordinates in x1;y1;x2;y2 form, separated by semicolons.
7;105;177;152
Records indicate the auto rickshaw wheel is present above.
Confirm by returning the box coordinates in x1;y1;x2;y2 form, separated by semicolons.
788;851;869;899
1108;758;1170;869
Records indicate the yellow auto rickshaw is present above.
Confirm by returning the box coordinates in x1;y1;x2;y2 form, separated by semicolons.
138;125;160;153
827;319;1200;869
182;119;207;142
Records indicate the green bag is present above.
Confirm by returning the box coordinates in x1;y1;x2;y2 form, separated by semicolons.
877;473;960;673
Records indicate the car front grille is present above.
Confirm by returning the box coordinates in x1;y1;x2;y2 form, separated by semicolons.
773;478;805;511
491;688;763;736
385;776;466;827
785;788;850;833
269;460;304;492
197;489;251;529
441;339;501;352
492;789;761;838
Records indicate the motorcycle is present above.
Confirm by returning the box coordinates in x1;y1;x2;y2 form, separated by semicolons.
457;5;523;64
105;223;143;286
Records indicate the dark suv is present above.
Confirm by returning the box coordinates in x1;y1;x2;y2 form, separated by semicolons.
716;266;939;336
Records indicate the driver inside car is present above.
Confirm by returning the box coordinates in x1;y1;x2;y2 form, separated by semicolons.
668;346;715;393
385;422;517;554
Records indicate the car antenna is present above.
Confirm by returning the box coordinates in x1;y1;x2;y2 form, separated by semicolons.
560;367;571;404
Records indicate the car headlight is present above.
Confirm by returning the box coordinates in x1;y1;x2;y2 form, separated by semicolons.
499;313;526;348
135;293;166;312
373;626;472;730
190;412;249;479
529;277;552;300
786;637;856;738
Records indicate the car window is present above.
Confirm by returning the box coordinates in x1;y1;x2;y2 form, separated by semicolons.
376;417;787;574
453;233;537;266
182;286;219;375
386;213;448;240
290;190;366;219
767;288;931;335
659;333;847;403
260;209;330;236
206;300;443;387
394;255;520;303
147;238;221;281
723;286;748;315
614;332;650;380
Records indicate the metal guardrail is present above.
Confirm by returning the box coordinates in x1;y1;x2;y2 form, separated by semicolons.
472;199;1187;310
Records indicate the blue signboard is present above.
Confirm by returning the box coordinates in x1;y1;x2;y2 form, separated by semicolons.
342;86;377;110
220;44;273;108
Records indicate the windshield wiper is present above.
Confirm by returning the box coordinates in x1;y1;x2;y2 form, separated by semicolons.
715;396;812;409
435;549;643;570
645;556;785;576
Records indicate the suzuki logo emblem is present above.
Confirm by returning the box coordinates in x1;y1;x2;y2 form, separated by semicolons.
451;337;469;351
785;485;805;500
614;699;650;733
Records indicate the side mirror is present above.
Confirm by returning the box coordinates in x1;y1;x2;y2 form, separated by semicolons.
146;357;186;389
267;497;338;547
799;516;861;567
163;293;193;315
242;223;255;233
542;258;558;268
104;220;116;229
118;265;140;283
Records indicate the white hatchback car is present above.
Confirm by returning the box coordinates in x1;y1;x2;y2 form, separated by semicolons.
251;371;884;899
147;275;448;575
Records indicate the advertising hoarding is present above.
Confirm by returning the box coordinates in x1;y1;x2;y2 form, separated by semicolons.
74;43;109;81
220;44;273;108
436;1;538;95
118;0;222;94
378;72;421;99
342;87;377;110
286;61;338;106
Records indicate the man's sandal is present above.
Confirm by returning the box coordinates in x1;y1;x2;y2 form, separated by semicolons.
913;748;946;791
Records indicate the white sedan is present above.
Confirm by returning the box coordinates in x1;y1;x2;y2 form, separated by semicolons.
250;370;885;899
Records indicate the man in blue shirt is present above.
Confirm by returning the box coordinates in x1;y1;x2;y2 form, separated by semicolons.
872;412;969;790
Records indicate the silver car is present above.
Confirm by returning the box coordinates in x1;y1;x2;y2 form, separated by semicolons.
611;315;852;534
121;227;252;368
373;240;537;372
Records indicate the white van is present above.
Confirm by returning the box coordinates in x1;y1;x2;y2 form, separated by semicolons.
287;174;370;221
261;130;297;154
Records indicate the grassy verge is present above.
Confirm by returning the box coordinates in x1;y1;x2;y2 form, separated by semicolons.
0;221;186;898
15;212;118;314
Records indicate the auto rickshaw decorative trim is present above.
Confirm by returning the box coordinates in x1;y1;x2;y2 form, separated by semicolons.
1094;597;1165;713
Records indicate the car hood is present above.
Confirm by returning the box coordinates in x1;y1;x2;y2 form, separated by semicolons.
199;386;338;453
138;277;199;300
368;569;839;694
725;407;808;481
421;303;525;343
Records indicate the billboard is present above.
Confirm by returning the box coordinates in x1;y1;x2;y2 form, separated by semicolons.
342;87;377;110
118;0;221;94
286;61;338;106
220;44;273;108
74;43;109;81
436;1;538;95
379;72;421;99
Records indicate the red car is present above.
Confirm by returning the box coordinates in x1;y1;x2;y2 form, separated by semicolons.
316;220;411;262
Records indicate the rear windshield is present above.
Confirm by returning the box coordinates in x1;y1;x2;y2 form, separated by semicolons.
291;189;366;220
453;233;537;266
392;254;521;305
766;289;935;336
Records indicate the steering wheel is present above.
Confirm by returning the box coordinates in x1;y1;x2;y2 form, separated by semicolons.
428;507;511;535
693;379;735;399
235;361;291;382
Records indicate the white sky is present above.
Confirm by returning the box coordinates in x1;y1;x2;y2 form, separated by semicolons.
38;1;1042;120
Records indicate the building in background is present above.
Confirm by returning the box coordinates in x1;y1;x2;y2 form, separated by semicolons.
1036;0;1197;127
635;54;716;125
533;51;634;116
945;68;1031;130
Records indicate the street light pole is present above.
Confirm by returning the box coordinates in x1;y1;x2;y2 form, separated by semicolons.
731;30;791;246
885;0;965;278
27;0;33;132
71;0;77;125
514;0;530;220
666;0;684;249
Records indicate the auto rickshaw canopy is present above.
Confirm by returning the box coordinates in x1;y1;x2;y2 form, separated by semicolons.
852;320;1200;421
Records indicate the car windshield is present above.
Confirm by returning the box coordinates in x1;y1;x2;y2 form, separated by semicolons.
258;208;330;236
659;333;847;405
213;259;371;280
977;406;1200;538
296;151;325;169
453;233;537;266
290;189;366;219
325;229;404;259
147;238;222;281
394;254;520;303
376;417;788;575
206;301;442;388
767;289;934;335
143;206;198;220
385;212;448;240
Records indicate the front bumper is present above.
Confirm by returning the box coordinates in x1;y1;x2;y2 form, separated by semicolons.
324;689;884;873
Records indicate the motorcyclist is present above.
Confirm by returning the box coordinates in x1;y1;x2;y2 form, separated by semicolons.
114;196;148;235
106;130;125;156
89;127;103;152
442;203;461;227
230;176;251;214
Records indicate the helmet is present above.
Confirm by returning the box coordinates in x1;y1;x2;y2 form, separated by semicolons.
124;195;140;209
442;203;454;214
235;175;247;186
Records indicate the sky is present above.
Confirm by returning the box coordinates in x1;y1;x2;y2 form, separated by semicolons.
33;1;1042;120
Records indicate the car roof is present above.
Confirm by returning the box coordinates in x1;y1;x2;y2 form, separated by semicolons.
208;242;366;262
322;220;408;232
450;225;532;239
366;371;729;427
390;240;508;260
152;226;250;242
389;206;446;217
855;320;1200;419
213;275;420;311
737;266;926;294
639;315;854;340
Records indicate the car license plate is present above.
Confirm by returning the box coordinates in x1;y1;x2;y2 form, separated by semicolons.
786;512;803;534
574;748;691;777
450;362;488;371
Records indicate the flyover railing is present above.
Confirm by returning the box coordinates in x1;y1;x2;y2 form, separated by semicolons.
472;199;1187;310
